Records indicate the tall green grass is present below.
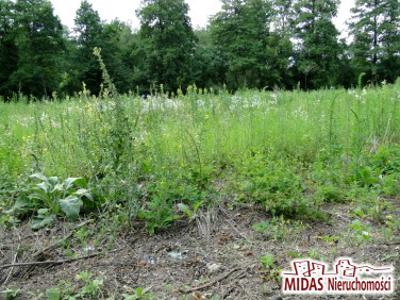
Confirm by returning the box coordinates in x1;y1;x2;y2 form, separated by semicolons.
1;82;400;231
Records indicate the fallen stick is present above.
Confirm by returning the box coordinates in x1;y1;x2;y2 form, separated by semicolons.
180;267;242;293
1;243;20;287
0;248;120;270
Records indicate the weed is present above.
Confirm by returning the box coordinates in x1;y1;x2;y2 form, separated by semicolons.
9;173;93;229
122;287;153;300
0;288;21;300
260;253;275;269
350;219;371;242
252;217;305;241
259;253;281;284
320;235;340;245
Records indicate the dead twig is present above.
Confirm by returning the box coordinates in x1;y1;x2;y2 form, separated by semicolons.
1;236;20;287
180;267;242;293
222;269;247;299
0;248;121;270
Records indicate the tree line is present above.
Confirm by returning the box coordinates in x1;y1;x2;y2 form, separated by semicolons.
0;0;399;98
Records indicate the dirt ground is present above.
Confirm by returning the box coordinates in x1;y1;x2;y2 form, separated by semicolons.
1;202;399;300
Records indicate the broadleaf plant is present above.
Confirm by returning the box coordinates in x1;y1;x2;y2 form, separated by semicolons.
10;173;93;229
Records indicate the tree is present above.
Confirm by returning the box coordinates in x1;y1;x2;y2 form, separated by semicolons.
4;0;66;98
211;0;288;90
0;0;18;98
270;0;295;88
101;20;138;93
68;3;139;95
191;29;226;89
292;0;342;89
71;0;104;95
136;0;197;93
272;0;294;35
350;0;400;85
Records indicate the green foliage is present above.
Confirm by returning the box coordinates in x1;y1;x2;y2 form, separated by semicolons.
0;0;399;97
43;271;104;300
350;0;400;85
0;0;18;98
0;0;66;98
292;0;343;89
137;170;211;233
350;219;371;242
136;0;197;92
259;253;281;283
315;185;345;203
0;288;21;300
123;287;153;300
236;154;316;218
260;253;275;269
210;0;292;90
46;287;61;300
10;173;93;229
71;0;104;96
320;234;340;245
1;84;400;233
75;271;104;298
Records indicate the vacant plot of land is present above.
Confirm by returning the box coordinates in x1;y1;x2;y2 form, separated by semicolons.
1;85;400;299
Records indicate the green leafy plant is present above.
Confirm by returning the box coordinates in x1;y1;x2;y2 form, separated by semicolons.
260;254;275;269
236;154;321;219
0;288;21;300
350;220;371;242
259;253;281;284
11;173;93;229
315;185;346;203
123;287;153;300
76;271;103;299
320;235;340;245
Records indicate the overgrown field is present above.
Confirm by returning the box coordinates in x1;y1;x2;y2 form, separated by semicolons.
1;83;400;232
1;84;400;299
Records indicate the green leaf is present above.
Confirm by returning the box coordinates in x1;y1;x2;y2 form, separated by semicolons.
36;182;50;193
31;214;55;230
37;208;51;215
30;173;48;182
59;196;83;220
12;198;31;211
48;177;59;185
2;288;21;300
64;177;85;190
29;191;47;202
51;183;64;194
74;188;93;201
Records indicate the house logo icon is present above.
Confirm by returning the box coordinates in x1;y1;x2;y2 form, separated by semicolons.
282;257;394;295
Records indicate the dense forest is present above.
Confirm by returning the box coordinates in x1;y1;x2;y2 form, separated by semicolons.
0;0;399;98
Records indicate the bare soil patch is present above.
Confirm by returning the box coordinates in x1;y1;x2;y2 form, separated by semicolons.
1;203;399;300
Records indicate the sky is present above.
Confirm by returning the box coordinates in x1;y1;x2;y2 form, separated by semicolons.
51;0;355;37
